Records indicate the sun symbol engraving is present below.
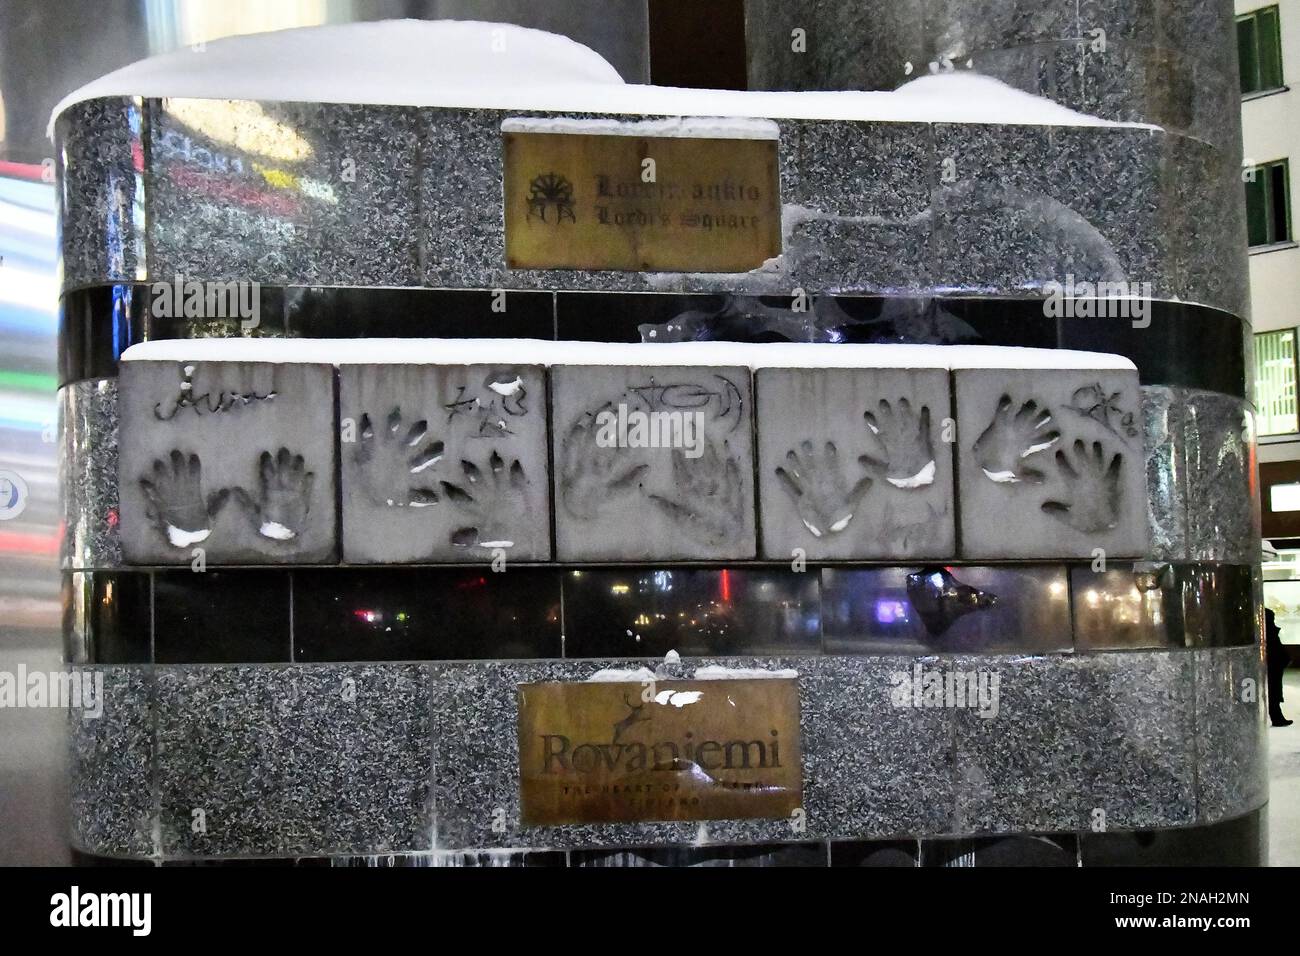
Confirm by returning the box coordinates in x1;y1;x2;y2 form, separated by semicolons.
526;172;576;224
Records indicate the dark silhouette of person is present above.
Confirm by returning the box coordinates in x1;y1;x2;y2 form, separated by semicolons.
1266;608;1292;727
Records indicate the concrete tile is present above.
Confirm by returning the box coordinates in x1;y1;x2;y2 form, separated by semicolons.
756;367;954;559
551;365;756;561
118;360;337;564
338;364;551;563
954;367;1147;559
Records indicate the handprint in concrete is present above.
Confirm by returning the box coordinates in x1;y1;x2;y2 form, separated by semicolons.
353;407;444;508
232;447;316;541
861;397;937;488
647;438;746;547
972;396;1061;483
1041;439;1123;533
558;403;650;519
774;440;872;537
138;450;227;548
441;451;530;551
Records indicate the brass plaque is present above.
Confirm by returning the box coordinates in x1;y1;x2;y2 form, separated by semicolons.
503;132;781;272
517;678;802;826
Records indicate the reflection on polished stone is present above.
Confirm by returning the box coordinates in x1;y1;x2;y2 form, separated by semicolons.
294;568;562;661
830;839;919;867
1179;564;1256;647
905;567;997;637
571;843;825;867
63;570;153;665
821;565;1071;654
1070;563;1183;650
920;834;1078;867
563;567;819;658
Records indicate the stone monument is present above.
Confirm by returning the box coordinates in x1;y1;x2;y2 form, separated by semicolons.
57;11;1262;866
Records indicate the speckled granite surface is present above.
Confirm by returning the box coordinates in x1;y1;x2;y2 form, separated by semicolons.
153;663;432;858
68;667;155;858
67;650;1264;859
1194;645;1268;824
60;379;121;570
55;98;146;290
55;100;1249;319
744;0;1240;154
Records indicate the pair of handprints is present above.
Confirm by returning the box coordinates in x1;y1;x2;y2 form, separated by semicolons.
139;447;314;548
353;405;529;550
972;395;1125;533
558;405;746;548
775;398;938;539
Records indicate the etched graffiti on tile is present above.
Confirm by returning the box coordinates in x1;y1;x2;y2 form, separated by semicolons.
353;407;444;508
774;440;871;538
445;367;531;437
152;363;275;421
1063;382;1140;439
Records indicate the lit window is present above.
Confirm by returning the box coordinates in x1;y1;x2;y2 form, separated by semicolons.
1255;329;1299;435
1271;483;1300;511
1245;159;1292;247
1239;5;1284;94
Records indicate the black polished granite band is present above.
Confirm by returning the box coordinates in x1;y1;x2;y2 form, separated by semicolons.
64;562;1256;665
58;285;1248;399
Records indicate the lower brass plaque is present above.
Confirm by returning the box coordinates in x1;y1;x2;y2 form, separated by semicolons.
503;131;781;273
517;678;802;826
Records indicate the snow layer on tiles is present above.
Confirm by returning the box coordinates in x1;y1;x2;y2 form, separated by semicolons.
693;666;799;680
51;20;1148;134
121;338;1137;372
586;667;657;684
500;115;780;140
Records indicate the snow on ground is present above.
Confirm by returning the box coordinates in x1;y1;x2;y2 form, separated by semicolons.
51;20;1148;134
122;338;1137;372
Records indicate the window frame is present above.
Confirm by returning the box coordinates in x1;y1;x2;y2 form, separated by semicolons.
1239;5;1285;95
1255;328;1300;438
1245;158;1293;248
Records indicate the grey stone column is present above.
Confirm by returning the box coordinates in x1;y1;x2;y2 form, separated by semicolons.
745;0;1240;155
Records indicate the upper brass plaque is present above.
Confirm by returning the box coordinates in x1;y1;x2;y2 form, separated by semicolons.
517;678;802;826
503;132;781;273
